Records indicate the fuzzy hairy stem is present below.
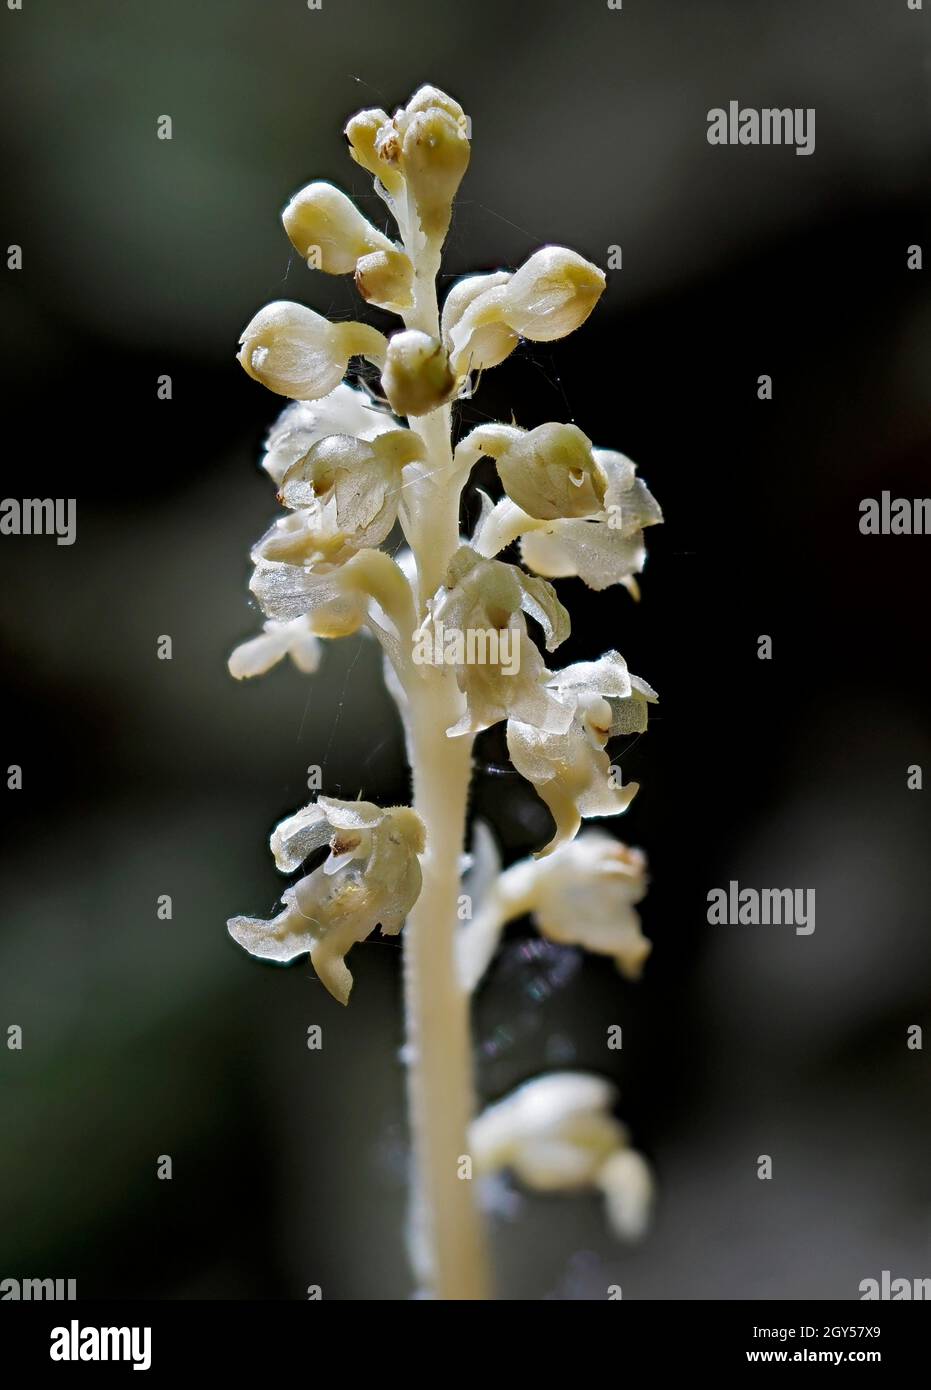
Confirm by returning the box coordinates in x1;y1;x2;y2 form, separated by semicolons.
397;228;492;1299
402;690;491;1298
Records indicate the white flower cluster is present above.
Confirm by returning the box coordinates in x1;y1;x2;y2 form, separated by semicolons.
227;84;663;1254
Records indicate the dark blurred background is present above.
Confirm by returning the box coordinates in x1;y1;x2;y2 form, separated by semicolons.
1;0;929;1300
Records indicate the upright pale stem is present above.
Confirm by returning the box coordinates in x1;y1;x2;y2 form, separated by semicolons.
398;227;492;1299
403;687;491;1299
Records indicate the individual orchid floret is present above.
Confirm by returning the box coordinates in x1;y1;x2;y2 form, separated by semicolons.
376;86;470;245
462;432;662;592
454;421;604;519
259;384;398;486
446;247;604;377
251;430;420;579
469;1072;654;1241
282;181;392;273
506;651;653;856
381;329;456;417
525;832;651;978
495;423;604;519
440;271;518;376
520;448;663;595
228;797;426;1005
228;615;324;680
416;546;572;737
354;247;416;314
238;301;387;401
250;547;416;676
282;181;415;313
344;107;406;198
457;824;652;991
275;429;423;554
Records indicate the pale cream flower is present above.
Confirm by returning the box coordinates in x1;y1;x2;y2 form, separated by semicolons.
275;429;422;553
506;651;655;856
457;824;652;990
228;797;426;1005
418;546;571;737
525;831;651;979
520;449;663;594
459;430;662;592
249;548;416;678
470;1072;653;1240
456;421;604;520
441;271;518;375
259;384;397;486
248;430;422;641
447;247;604;377
281;181;415;313
381;329;456;417
238;301;387;401
354;247;415;314
344;107;406;197
282;181;394;274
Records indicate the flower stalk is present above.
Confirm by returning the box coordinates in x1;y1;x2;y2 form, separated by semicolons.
227;84;663;1300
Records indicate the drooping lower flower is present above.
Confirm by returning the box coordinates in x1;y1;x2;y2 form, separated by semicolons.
228;797;426;1005
469;1072;654;1241
457;822;651;991
506;651;656;855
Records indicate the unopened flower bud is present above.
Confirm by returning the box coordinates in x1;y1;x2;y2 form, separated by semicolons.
495;422;604;520
400;106;470;243
344;107;405;196
442;272;517;375
238;301;387;401
354;245;414;311
403;83;467;126
449;248;605;362
282;181;392;273
381;330;455;417
501;247;605;341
